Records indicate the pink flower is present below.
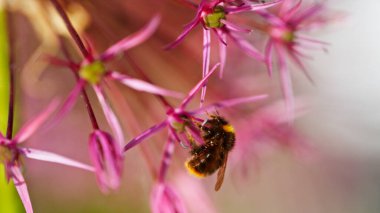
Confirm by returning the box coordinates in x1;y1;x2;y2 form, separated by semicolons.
89;130;123;193
150;129;187;212
123;63;267;151
50;14;183;146
232;99;315;177
173;172;217;213
0;101;94;213
150;182;187;213
260;0;330;120
166;0;281;104
123;63;267;183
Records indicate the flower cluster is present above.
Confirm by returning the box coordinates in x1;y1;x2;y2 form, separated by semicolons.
0;0;338;212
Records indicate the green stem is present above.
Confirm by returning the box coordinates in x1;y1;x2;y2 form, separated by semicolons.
0;6;21;212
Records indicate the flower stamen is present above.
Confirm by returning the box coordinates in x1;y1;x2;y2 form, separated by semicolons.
203;6;226;29
79;60;106;84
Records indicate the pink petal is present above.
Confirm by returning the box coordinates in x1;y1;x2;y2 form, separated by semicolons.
222;19;252;33
225;0;283;14
287;48;315;84
191;94;268;115
168;127;191;148
296;34;330;46
213;28;227;77
168;127;187;147
51;80;86;127
250;99;308;124
213;28;227;46
158;138;175;181
180;63;220;109
279;0;300;17
10;165;33;213
100;15;161;61
256;10;286;27
200;29;211;107
173;172;217;213
281;0;303;21
229;33;265;61
184;124;204;145
14;100;59;143
22;148;94;172
94;85;125;147
218;33;227;78
291;45;314;59
83;38;96;60
265;40;274;77
164;9;203;50
123;121;167;153
46;55;80;70
109;71;183;98
89;130;123;193
277;45;295;122
292;3;324;26
151;183;187;213
294;40;328;55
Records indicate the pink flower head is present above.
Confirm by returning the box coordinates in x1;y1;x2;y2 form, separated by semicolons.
89;130;123;193
0;101;94;213
260;0;331;120
55;14;181;97
166;0;282;104
123;63;267;181
150;126;186;212
150;182;187;213
50;14;183;146
232;99;314;177
173;172;217;213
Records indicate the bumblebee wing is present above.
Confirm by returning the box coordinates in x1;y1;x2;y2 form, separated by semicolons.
214;153;228;191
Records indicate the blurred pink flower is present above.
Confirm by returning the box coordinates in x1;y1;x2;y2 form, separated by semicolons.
150;137;187;212
232;99;315;177
0;101;94;213
89;130;123;193
260;0;330;119
173;172;217;213
150;182;187;213
167;0;281;104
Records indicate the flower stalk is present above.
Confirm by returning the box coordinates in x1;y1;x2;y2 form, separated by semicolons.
0;5;22;212
58;36;100;130
50;0;90;58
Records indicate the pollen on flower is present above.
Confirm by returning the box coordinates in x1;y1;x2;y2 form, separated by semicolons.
282;31;295;43
270;27;295;43
170;121;186;132
79;60;106;84
0;145;13;163
203;6;226;29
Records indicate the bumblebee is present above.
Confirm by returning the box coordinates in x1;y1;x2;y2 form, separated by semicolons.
185;115;235;191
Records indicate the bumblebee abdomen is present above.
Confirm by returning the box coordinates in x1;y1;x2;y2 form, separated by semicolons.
185;149;225;177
